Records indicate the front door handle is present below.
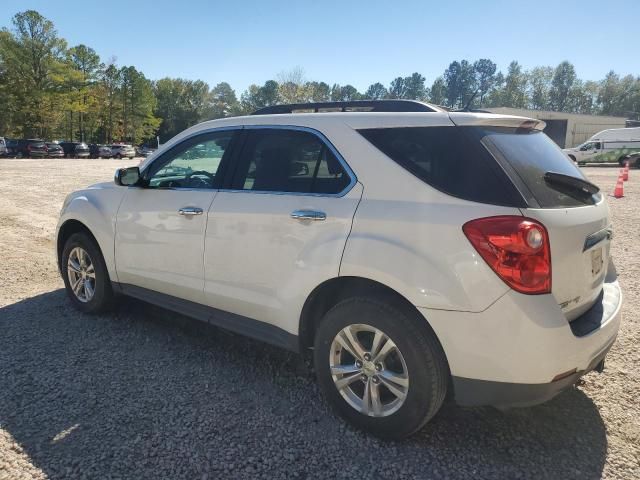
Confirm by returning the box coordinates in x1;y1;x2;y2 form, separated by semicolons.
291;209;326;221
178;207;203;216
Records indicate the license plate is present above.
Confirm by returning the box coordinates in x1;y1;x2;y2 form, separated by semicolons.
591;248;603;276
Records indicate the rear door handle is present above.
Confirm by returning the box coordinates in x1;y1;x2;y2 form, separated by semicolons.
291;209;326;221
178;207;203;216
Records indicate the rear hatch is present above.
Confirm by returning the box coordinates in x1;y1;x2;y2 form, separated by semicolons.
456;116;610;320
28;141;47;155
75;143;90;154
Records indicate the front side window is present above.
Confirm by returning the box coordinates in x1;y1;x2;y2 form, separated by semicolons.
580;142;596;151
233;129;351;194
146;131;234;189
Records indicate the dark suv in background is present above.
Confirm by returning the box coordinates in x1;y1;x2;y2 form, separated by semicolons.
59;142;90;158
45;142;64;158
12;139;48;158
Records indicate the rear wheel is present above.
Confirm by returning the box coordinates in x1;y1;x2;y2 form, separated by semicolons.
313;297;448;439
61;232;114;313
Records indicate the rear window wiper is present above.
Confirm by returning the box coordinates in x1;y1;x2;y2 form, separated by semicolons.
544;171;600;196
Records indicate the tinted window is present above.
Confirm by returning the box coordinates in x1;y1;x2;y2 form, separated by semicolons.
234;129;351;194
146;131;234;189
358;127;523;206
473;127;601;208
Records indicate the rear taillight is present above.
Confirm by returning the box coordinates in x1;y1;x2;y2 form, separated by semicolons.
463;216;551;294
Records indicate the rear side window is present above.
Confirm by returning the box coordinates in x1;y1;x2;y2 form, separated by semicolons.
233;129;351;195
358;127;524;206
472;127;600;208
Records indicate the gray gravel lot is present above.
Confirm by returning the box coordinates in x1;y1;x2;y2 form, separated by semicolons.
0;159;639;479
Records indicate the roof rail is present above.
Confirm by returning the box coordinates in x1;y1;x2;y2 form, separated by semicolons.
251;100;440;115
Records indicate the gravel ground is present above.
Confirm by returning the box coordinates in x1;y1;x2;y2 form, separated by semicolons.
0;159;639;479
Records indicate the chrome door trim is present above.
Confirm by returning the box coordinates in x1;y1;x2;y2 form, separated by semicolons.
178;207;204;216
290;209;327;221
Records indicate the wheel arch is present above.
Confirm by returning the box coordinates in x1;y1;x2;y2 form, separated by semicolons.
299;276;448;360
57;219;101;274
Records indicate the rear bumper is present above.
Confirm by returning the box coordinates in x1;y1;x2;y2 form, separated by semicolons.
451;337;613;407
420;273;622;408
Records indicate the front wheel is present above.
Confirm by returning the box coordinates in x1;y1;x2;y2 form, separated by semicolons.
314;297;448;439
61;232;114;313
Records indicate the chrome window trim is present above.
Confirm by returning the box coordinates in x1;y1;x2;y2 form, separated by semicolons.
140;124;357;198
221;124;357;198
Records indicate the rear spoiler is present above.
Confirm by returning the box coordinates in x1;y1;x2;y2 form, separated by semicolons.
448;113;546;131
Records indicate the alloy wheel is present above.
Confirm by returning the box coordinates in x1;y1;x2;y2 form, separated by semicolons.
67;246;96;303
329;324;409;417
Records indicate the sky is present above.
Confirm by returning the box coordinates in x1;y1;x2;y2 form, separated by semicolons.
2;0;638;94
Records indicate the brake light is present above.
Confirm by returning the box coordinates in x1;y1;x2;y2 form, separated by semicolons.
463;216;551;294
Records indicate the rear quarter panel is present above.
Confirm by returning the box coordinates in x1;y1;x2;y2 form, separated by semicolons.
331;123;519;312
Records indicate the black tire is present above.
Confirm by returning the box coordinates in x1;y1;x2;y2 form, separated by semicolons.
61;232;114;313
115;153;122;159
313;296;448;439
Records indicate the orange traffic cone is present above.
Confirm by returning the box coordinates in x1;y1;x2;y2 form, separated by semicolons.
613;177;624;198
623;164;629;181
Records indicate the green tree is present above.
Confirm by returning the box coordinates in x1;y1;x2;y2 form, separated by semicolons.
154;78;210;141
528;66;553;110
403;72;427;100
364;82;388;99
0;10;67;137
473;59;497;105
388;77;406;99
119;66;159;143
208;81;240;119
490;61;527;108
240;80;280;114
306;81;331;102
443;60;477;108
428;77;446;105
68;44;100;141
549;61;577;112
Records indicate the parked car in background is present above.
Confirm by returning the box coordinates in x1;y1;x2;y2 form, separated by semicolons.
59;142;90;158
89;144;113;159
0;137;7;157
5;139;18;157
110;144;136;159
14;139;47;158
56;100;622;439
45;142;64;158
138;145;156;158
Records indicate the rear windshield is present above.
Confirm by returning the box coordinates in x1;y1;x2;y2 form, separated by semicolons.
471;127;601;208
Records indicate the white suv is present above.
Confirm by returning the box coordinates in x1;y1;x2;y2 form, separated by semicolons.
56;100;622;439
110;144;136;159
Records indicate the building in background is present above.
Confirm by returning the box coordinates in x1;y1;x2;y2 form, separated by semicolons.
485;107;627;148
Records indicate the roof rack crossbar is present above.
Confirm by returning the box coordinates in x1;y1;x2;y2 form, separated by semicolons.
251;100;438;115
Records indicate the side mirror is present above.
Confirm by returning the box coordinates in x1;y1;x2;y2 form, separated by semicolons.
114;166;141;186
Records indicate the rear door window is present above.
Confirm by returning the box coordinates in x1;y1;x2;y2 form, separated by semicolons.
358;127;524;207
472;127;601;208
232;129;352;195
